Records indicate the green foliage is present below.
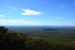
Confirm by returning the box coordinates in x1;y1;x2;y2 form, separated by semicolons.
0;26;50;50
0;26;75;50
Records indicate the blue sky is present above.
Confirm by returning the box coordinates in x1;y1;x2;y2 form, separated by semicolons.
0;0;75;26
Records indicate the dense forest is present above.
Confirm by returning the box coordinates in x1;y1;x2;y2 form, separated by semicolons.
0;26;75;50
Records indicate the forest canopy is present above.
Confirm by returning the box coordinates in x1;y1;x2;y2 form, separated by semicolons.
0;26;75;50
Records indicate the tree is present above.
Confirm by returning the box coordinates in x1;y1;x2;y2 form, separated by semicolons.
0;26;8;33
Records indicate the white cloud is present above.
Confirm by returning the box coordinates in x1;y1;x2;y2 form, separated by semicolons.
0;19;46;26
5;5;43;16
21;9;43;16
0;15;5;18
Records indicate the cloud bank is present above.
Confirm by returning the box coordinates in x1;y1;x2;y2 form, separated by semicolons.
5;5;43;16
21;9;43;16
0;19;45;26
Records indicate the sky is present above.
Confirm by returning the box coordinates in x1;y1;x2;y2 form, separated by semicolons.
0;0;75;26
